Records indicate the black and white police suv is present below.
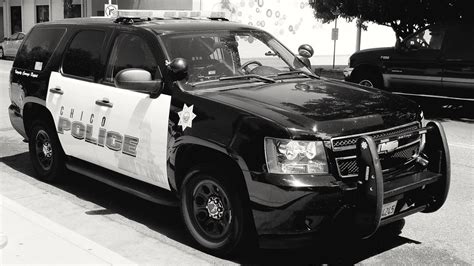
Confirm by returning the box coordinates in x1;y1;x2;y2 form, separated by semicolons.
8;15;450;255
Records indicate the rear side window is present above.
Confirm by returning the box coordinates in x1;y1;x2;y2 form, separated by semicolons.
62;30;105;80
13;28;66;71
444;27;474;60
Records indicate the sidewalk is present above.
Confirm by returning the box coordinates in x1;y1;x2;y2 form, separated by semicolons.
0;195;135;265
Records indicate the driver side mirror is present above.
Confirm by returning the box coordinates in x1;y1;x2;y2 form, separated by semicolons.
114;68;163;98
297;44;314;68
167;58;188;81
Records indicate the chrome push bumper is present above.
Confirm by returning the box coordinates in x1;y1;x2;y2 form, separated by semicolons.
354;121;450;238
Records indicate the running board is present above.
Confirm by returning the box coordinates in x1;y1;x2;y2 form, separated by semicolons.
65;158;179;207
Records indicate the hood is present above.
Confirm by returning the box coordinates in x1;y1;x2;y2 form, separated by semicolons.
197;79;419;139
353;47;394;55
350;47;395;66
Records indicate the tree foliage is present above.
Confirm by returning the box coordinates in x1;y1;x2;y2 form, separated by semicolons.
309;0;471;40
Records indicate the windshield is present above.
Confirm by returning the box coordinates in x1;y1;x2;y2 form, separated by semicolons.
161;30;311;90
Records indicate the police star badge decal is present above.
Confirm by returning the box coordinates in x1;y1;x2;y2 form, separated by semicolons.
178;104;196;131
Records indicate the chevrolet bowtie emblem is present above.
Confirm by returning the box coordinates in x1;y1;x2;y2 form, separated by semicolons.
378;140;399;153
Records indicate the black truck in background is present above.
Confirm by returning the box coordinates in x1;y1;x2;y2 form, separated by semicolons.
344;23;474;102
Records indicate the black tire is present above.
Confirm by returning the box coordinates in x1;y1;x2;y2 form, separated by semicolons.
0;48;4;59
180;165;253;256
353;69;384;89
28;120;65;182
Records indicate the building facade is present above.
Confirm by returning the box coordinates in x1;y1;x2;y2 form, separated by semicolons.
1;0;198;39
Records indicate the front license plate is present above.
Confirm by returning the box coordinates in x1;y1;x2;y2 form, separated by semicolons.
381;201;397;219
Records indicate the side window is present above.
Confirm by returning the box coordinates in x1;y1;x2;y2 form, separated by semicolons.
13;27;66;71
405;26;446;50
105;33;160;83
62;30;105;80
443;27;474;60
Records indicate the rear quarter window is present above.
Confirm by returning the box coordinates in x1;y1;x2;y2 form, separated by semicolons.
13;27;66;71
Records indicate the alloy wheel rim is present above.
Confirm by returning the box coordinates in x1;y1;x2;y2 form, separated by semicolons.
359;79;374;87
35;129;53;170
192;179;232;240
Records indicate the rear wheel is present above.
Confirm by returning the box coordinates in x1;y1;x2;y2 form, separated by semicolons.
353;69;384;89
180;166;252;256
28;120;65;182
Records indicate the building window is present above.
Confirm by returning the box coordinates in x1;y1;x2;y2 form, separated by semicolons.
64;0;82;18
36;5;49;23
10;6;22;34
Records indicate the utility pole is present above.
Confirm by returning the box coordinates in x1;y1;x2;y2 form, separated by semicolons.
332;17;338;69
356;18;362;52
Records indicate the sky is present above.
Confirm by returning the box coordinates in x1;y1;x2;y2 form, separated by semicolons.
201;0;397;65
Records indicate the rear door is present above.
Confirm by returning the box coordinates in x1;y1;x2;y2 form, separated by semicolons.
91;30;172;189
46;28;112;163
441;26;474;100
384;25;445;96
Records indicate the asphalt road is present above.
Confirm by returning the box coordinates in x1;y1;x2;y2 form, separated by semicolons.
0;59;473;264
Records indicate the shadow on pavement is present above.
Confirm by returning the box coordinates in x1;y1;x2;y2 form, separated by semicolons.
410;97;473;123
1;152;420;264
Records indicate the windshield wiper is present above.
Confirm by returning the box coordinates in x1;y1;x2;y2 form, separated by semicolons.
219;74;276;83
272;70;319;79
191;74;276;87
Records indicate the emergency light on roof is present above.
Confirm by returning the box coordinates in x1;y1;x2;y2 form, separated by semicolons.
116;10;229;20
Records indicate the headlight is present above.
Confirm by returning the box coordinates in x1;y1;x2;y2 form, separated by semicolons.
264;137;328;174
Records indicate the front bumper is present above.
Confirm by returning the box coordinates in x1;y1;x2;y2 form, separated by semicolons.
248;122;450;248
8;103;27;139
343;67;354;80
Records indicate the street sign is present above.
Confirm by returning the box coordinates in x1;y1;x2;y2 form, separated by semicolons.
104;4;118;18
331;28;339;41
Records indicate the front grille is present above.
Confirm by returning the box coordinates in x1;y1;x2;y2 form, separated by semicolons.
335;142;420;177
332;123;420;151
332;122;422;178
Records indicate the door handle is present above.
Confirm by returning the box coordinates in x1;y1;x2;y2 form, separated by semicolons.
95;98;113;108
49;87;64;95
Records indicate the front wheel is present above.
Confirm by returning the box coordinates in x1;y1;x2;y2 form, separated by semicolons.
28;120;65;182
180;166;251;256
353;69;383;89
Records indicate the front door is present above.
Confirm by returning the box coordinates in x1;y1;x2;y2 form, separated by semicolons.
441;26;474;100
383;26;446;96
4;32;18;56
46;29;110;163
12;32;25;56
92;32;172;189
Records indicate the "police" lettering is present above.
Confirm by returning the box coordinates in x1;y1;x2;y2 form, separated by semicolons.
57;116;139;157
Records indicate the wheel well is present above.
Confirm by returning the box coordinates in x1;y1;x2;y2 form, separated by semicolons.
352;64;382;80
23;103;56;138
174;144;248;195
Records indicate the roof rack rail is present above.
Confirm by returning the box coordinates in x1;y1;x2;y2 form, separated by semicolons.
208;17;229;21
116;10;229;21
113;17;150;24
